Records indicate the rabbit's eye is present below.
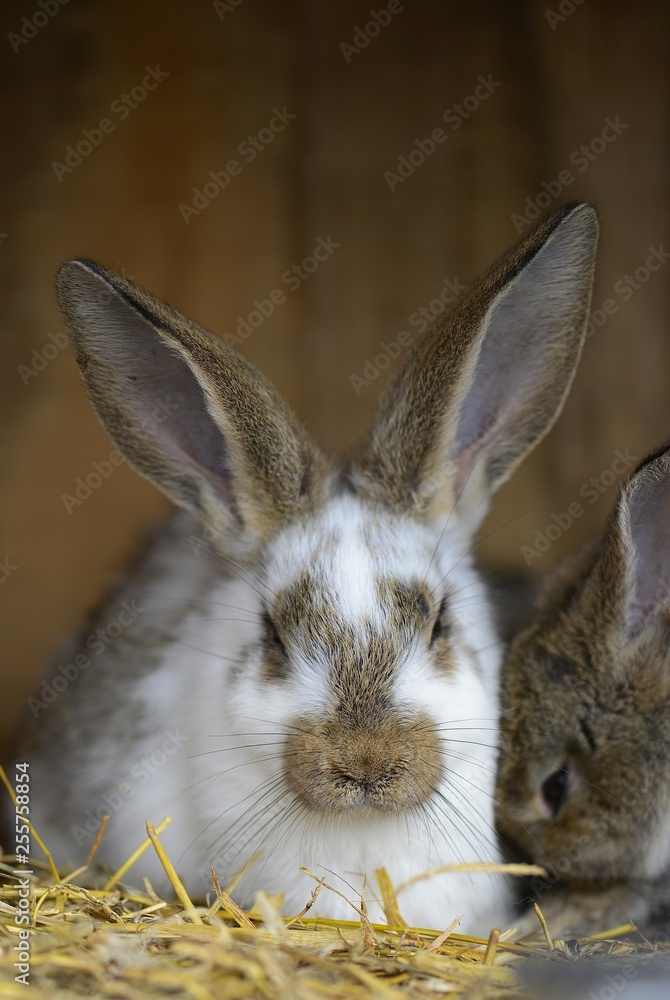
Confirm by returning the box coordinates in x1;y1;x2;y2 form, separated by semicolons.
541;763;570;819
429;597;450;647
264;613;287;655
262;611;289;678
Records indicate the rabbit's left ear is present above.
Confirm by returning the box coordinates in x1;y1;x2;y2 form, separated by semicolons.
591;445;670;639
349;203;599;533
57;259;331;551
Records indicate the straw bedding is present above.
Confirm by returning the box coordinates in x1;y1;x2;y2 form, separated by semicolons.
1;770;668;999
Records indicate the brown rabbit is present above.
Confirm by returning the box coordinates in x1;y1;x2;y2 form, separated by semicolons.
496;444;670;937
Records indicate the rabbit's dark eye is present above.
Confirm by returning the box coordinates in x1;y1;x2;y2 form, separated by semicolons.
262;611;289;679
429;597;450;647
541;763;570;819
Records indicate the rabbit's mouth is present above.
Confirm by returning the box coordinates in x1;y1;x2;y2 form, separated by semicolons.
282;711;443;814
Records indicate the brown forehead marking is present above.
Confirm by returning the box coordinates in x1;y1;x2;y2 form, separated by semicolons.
272;569;345;657
377;578;431;635
268;571;453;708
273;573;431;647
267;575;460;710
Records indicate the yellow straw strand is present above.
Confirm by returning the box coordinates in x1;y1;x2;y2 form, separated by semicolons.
483;926;501;965
103;816;172;891
145;820;203;924
210;868;254;929
533;903;554;950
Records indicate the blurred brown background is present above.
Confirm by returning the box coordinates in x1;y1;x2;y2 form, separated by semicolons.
1;0;668;757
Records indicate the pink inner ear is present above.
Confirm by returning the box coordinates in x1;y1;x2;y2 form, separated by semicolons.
72;268;236;511
627;466;670;624
112;319;237;515
450;209;595;509
451;403;507;500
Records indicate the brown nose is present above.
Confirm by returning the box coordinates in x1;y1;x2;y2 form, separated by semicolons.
329;732;403;787
283;712;443;814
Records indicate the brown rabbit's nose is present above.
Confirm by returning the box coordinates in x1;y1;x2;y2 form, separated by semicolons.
283;713;443;814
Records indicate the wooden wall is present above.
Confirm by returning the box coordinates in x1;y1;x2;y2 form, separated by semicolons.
1;0;668;755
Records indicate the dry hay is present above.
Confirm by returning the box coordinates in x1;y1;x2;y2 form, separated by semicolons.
1;770;669;999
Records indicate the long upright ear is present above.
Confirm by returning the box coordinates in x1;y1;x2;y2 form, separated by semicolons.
57;260;331;550
591;445;670;639
349;203;598;532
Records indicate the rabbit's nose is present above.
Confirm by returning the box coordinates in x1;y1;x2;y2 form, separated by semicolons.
330;741;404;787
284;716;443;813
283;710;443;813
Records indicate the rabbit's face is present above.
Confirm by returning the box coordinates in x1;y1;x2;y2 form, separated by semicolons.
228;492;499;821
496;591;670;886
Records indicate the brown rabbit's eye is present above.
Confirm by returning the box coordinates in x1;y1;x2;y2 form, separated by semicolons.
429;597;450;647
541;763;570;819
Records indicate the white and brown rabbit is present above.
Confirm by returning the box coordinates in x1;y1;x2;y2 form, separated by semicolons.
15;203;597;932
497;444;670;936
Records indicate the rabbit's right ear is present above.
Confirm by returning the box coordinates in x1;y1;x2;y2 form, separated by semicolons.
588;445;670;640
57;260;331;551
350;203;599;533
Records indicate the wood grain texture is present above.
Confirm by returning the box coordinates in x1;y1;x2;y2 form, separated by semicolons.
0;0;668;755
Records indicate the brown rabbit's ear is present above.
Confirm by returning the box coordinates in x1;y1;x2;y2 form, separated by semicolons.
57;260;331;549
598;444;670;638
349;203;598;532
